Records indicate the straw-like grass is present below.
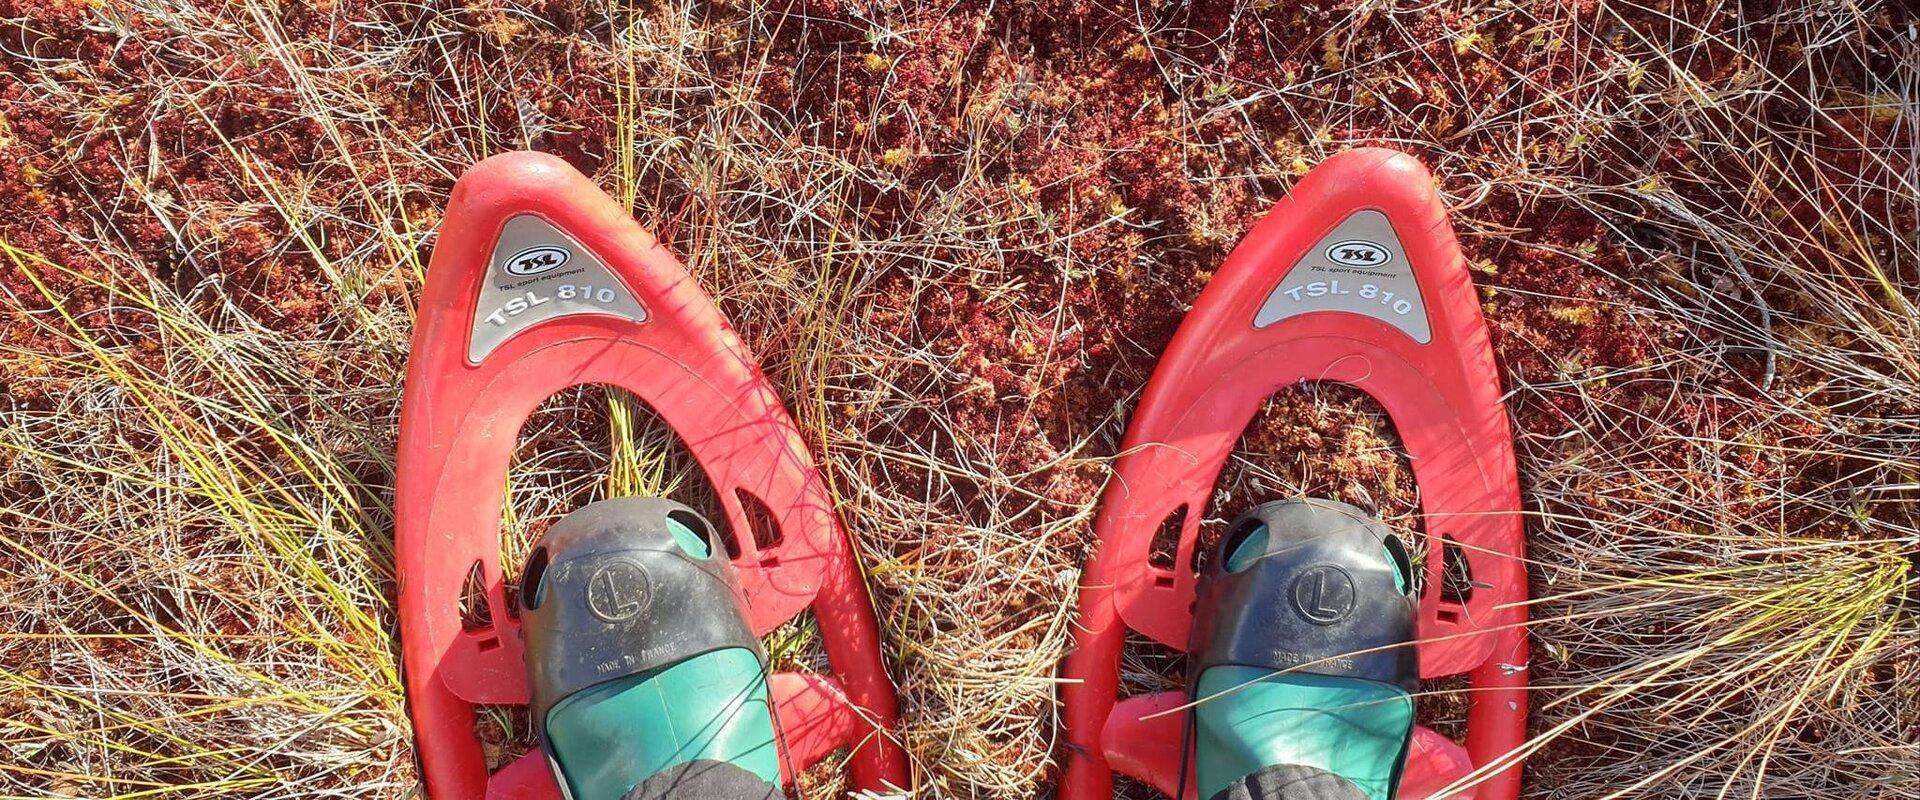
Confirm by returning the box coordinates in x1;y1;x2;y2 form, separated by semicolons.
2;1;1914;798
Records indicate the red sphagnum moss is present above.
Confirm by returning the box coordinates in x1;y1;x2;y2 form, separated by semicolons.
3;0;1914;797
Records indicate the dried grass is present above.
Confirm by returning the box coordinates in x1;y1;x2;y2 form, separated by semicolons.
2;1;1915;798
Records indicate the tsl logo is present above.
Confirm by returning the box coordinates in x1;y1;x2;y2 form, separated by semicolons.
504;245;571;276
1325;240;1391;268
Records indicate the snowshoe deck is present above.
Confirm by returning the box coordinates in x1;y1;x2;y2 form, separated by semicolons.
396;152;907;799
1059;149;1529;800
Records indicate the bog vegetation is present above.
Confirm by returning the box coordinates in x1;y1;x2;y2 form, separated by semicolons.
1;1;1915;798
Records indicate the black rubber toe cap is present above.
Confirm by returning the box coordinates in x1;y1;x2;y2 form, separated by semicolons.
1210;764;1369;800
518;497;764;733
1188;498;1418;691
620;760;785;800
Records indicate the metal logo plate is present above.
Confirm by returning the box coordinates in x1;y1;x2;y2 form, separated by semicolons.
467;214;649;364
1253;210;1432;343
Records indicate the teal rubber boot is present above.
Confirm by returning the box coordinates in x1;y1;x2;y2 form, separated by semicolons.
519;498;783;800
1188;499;1419;800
